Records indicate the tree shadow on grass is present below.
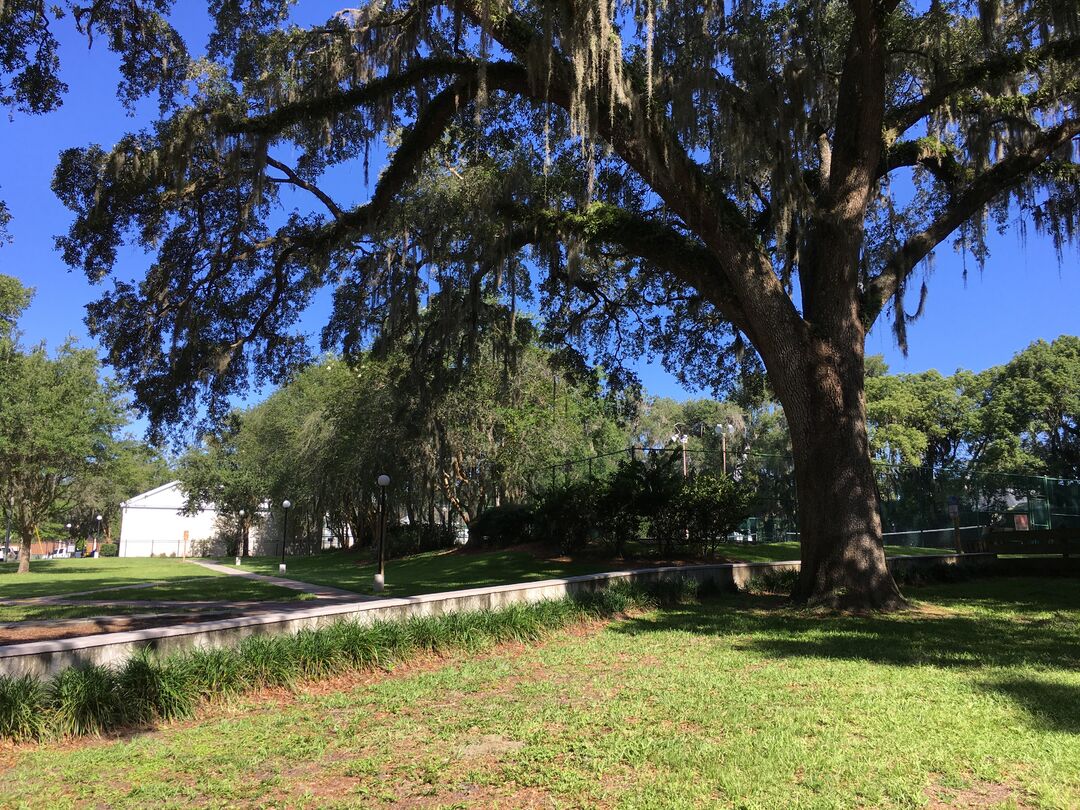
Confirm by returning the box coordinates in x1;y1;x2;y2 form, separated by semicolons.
981;678;1080;734
612;578;1080;732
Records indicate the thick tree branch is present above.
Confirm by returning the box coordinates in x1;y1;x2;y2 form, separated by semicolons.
510;202;750;335
886;37;1080;137
863;117;1080;324
876;137;967;185
265;156;343;219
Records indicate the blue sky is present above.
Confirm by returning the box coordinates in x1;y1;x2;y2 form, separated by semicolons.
1;10;1077;420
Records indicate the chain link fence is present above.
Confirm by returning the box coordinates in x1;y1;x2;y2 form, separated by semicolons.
524;448;1080;549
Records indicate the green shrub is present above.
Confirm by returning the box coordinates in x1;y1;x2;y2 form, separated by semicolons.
99;542;119;557
467;503;535;548
385;523;455;557
744;566;800;595
116;649;196;725
0;675;48;740
49;665;123;736
237;634;299;688
532;481;601;554
180;647;248;697
0;580;677;743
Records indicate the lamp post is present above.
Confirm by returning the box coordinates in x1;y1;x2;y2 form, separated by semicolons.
715;422;736;475
236;508;245;566
65;523;72;556
670;424;691;477
280;500;292;573
374;474;390;593
94;514;102;556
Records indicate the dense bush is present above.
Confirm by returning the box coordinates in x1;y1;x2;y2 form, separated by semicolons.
533;456;756;558
468;457;757;558
467;503;535;548
385;523;455;557
532;481;601;554
0;582;669;742
99;543;118;557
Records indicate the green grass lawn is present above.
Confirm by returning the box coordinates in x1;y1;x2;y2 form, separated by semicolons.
226;542;952;596
85;578;303;603
0;558;303;619
1;576;1077;807
0;557;224;600
713;540;952;562
0;604;153;623
228;549;617;596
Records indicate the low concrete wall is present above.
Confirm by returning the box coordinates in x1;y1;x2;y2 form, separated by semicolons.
0;553;991;679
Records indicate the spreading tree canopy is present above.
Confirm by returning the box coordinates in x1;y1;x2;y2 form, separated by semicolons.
45;0;1080;608
0;276;126;573
0;0;188;240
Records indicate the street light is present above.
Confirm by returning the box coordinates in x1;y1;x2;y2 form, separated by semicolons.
65;523;72;557
715;422;737;475
374;474;390;594
94;514;103;556
670;424;692;477
236;508;245;566
280;500;292;573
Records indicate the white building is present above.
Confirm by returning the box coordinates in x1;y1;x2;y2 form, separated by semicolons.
118;481;348;557
118;481;266;557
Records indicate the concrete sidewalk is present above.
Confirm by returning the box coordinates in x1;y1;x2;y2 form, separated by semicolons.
187;559;369;600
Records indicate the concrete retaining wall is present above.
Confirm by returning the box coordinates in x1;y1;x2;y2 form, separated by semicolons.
0;553;994;679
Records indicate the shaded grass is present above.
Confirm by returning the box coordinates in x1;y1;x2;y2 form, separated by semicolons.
228;549;618;596
1;577;1078;808
86;577;302;603
0;604;152;623
711;540;952;562
0;582;657;743
226;543;950;596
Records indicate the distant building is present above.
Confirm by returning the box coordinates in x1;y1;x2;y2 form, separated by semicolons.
118;481;348;557
119;481;224;557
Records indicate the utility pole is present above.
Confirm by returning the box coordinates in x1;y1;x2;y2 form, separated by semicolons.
3;494;11;562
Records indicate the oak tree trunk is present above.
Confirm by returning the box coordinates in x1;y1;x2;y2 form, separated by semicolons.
773;331;905;611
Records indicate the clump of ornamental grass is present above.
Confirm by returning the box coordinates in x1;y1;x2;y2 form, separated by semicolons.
0;674;48;741
0;581;666;742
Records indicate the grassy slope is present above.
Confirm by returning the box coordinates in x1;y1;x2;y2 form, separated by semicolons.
0;559;301;620
711;540;951;562
1;577;1077;807
229;549;617;596
0;558;225;600
228;542;951;595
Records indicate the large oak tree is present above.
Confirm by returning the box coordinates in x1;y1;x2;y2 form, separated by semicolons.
48;0;1079;608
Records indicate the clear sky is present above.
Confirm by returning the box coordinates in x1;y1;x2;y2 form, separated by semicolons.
1;11;1077;421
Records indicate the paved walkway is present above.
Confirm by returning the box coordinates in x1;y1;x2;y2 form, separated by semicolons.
186;560;368;600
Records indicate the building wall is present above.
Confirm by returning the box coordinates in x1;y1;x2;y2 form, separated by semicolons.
119;483;216;557
118;481;351;557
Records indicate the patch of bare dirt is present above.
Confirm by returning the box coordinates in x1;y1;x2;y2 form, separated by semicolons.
927;776;1031;809
458;734;525;759
0;612;242;645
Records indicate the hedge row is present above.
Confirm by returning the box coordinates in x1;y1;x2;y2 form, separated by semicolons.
0;581;687;743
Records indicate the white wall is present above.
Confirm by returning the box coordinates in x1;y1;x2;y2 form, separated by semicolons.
118;482;222;557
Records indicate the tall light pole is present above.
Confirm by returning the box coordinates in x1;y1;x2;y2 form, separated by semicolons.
4;494;12;562
374;474;390;593
715;422;736;475
236;508;245;566
65;523;72;556
280;500;292;574
94;514;103;556
670;424;691;477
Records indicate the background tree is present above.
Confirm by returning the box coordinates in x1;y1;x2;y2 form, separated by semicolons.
0;277;125;572
66;438;172;546
53;0;1080;608
179;313;628;553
